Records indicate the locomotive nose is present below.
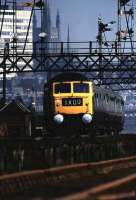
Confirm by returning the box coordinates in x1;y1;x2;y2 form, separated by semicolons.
82;114;92;124
54;114;64;124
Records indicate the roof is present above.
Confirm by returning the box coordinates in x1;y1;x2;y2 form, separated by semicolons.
0;100;31;114
48;73;89;83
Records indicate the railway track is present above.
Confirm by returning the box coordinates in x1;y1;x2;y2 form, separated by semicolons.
1;155;136;199
61;171;136;200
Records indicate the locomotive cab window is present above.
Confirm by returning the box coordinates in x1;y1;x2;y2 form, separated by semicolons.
54;83;71;94
73;83;89;93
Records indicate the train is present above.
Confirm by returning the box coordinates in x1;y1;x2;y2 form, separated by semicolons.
43;73;124;136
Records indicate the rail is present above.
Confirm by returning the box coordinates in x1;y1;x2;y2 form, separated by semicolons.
63;172;136;200
1;155;136;198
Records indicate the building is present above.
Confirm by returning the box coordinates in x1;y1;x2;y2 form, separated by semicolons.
0;1;62;112
0;5;33;76
0;99;32;137
50;10;61;53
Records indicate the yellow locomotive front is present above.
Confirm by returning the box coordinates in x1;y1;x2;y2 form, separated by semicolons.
52;81;94;125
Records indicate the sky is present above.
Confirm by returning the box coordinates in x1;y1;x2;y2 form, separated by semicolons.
50;0;118;41
17;0;134;42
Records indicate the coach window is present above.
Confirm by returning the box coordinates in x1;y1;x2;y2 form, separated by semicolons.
106;95;109;111
106;95;109;104
55;83;71;93
93;94;97;106
96;93;98;103
115;99;117;112
95;93;98;107
103;95;106;109
121;100;124;112
117;100;120;112
110;97;114;111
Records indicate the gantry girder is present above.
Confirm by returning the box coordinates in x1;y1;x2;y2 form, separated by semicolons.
0;41;136;90
0;0;135;91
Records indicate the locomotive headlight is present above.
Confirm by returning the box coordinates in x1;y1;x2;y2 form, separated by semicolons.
82;114;92;124
54;114;64;124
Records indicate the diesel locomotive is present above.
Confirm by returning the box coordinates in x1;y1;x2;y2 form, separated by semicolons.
43;73;124;136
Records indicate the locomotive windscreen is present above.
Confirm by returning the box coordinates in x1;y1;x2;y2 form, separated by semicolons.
73;83;89;93
55;83;71;93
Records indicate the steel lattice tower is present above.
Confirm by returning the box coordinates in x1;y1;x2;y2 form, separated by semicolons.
117;0;134;53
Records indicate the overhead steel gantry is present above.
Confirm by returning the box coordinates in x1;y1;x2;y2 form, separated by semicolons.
0;0;136;91
1;40;136;89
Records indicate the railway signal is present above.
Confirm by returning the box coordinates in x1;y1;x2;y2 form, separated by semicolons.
120;0;130;6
